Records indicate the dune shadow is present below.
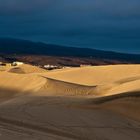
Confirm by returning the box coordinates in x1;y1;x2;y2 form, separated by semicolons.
90;91;140;104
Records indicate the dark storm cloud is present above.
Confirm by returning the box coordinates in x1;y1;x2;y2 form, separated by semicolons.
0;0;56;15
0;0;140;53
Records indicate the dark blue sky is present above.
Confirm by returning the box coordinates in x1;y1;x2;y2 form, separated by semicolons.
0;0;140;53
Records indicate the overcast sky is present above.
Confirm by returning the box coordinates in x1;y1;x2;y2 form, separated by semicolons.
0;0;140;53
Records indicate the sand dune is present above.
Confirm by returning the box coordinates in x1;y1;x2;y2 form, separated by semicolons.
8;64;46;74
44;65;140;85
0;64;140;98
0;72;46;92
0;64;140;100
0;64;140;140
89;91;140;122
40;77;96;96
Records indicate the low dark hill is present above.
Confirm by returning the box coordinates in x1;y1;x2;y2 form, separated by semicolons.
0;38;140;65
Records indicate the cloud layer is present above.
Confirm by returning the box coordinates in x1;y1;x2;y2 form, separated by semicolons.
0;0;140;53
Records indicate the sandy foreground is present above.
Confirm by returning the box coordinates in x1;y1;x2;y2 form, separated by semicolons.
0;64;140;140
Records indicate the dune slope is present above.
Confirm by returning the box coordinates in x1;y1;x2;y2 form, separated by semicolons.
1;64;140;97
90;91;140;122
0;64;140;139
45;65;140;85
8;64;46;74
40;77;96;96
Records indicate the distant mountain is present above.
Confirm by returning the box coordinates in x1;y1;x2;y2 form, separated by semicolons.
0;38;140;65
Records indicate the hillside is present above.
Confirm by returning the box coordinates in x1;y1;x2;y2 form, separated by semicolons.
0;38;140;66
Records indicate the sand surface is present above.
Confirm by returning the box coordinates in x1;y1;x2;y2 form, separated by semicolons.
0;64;140;139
